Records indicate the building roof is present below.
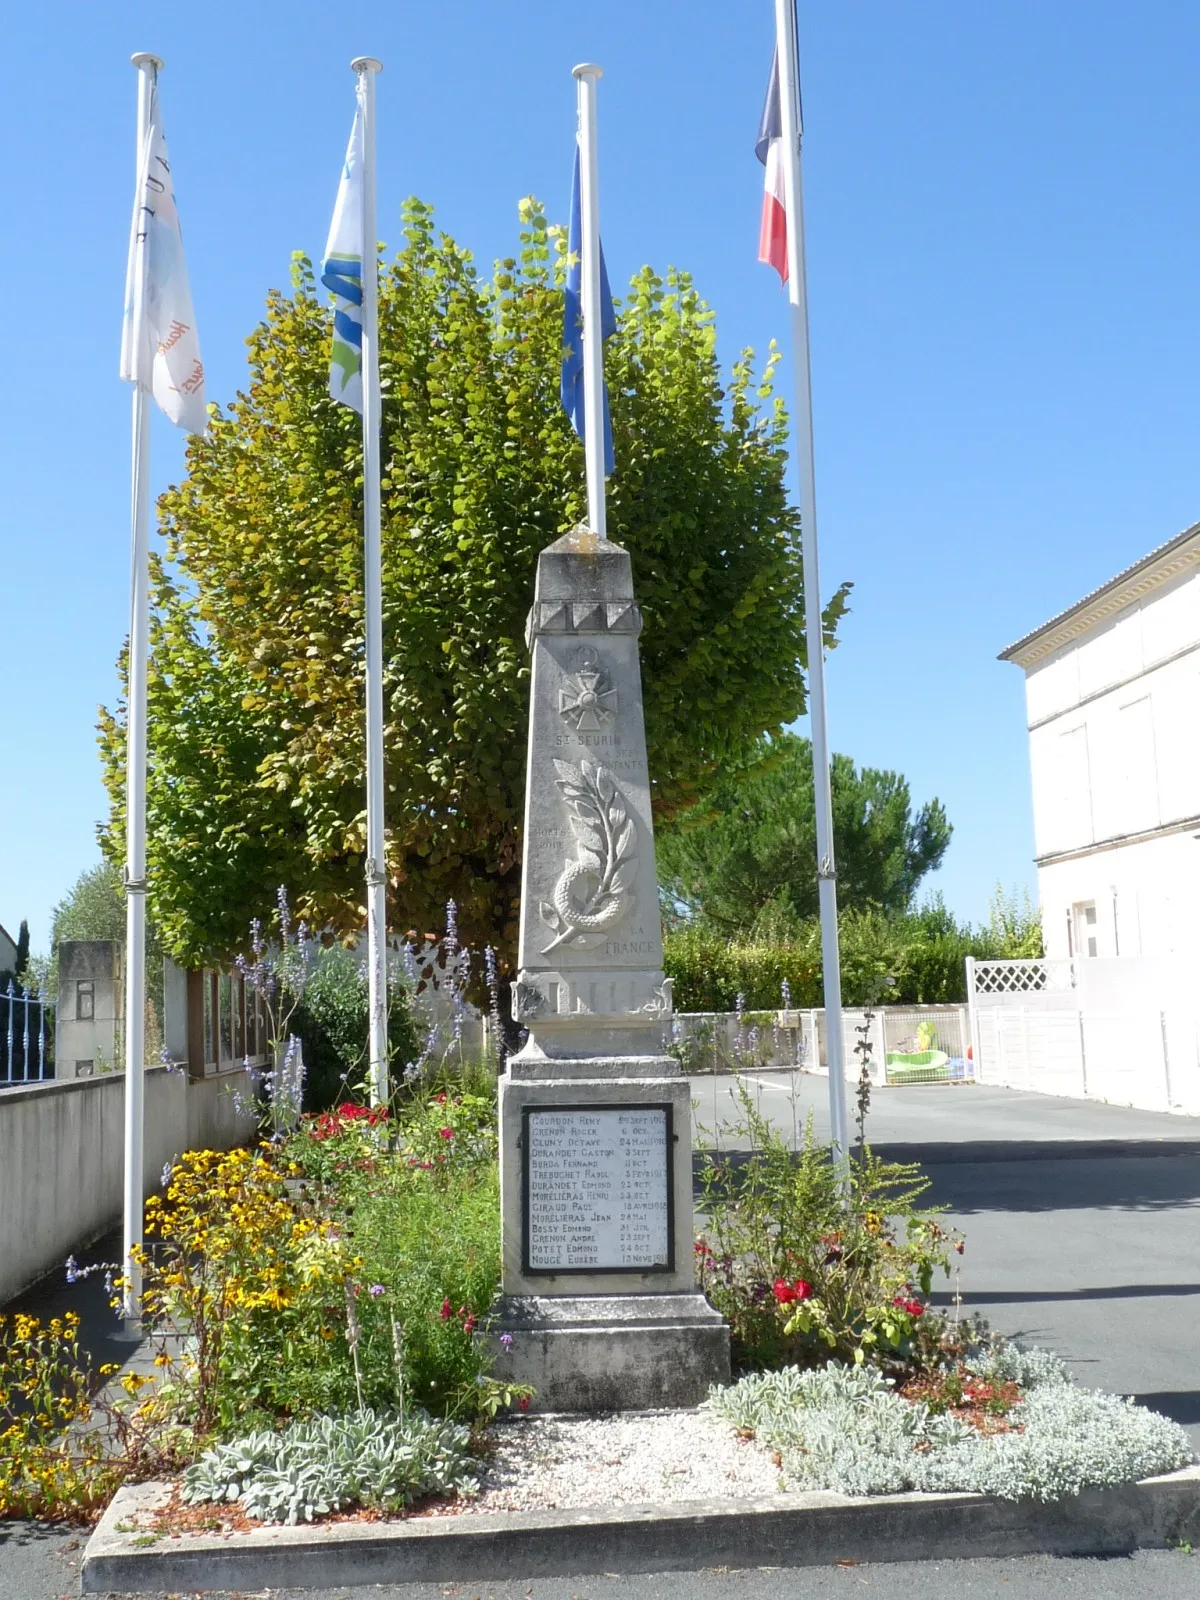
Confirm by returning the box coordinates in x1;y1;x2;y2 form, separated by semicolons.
999;518;1200;670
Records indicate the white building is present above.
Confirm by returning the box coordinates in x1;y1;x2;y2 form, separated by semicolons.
1000;518;1200;964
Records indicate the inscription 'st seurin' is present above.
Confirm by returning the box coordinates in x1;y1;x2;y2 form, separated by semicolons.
509;528;673;1062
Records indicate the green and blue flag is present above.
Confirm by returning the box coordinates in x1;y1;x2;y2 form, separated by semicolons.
322;97;365;413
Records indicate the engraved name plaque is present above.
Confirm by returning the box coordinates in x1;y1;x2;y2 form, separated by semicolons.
522;1104;674;1274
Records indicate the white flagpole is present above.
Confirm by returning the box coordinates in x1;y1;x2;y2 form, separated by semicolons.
572;63;607;541
351;56;389;1106
122;50;161;1318
772;0;850;1163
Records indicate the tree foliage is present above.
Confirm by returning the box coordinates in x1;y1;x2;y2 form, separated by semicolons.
39;862;165;1017
98;198;848;966
657;733;951;934
0;918;30;994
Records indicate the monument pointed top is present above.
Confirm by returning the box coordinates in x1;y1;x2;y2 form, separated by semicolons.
545;527;626;555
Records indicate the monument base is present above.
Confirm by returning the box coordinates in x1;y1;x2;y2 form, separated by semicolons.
487;1292;730;1412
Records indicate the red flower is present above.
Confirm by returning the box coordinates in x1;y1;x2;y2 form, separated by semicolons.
793;1279;814;1301
435;1092;447;1105
772;1278;797;1305
893;1296;924;1318
440;1297;453;1320
439;1126;455;1140
518;1395;530;1411
464;1314;476;1334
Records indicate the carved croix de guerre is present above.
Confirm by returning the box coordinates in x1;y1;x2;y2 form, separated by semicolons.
558;646;618;731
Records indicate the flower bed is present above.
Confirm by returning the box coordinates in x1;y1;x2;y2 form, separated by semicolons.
706;1349;1193;1502
5;1004;1192;1532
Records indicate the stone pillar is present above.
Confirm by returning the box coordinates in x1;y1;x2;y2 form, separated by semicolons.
492;529;729;1411
55;940;123;1078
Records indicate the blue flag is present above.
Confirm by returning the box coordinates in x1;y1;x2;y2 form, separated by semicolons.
561;145;617;476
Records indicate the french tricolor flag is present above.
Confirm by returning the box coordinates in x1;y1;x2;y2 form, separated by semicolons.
755;48;789;282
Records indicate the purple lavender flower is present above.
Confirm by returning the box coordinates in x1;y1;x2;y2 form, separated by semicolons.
369;1284;386;1297
500;1332;514;1351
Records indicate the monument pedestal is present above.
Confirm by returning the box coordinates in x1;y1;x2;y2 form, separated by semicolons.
489;1290;728;1412
490;531;729;1411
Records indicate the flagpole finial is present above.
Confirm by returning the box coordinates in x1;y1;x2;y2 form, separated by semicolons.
572;62;603;81
351;56;383;74
130;52;163;72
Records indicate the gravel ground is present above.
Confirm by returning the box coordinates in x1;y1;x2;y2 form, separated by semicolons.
448;1408;787;1513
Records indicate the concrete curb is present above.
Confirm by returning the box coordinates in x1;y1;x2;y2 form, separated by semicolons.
82;1466;1200;1592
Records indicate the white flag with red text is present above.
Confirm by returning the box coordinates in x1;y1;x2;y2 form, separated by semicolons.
120;87;206;433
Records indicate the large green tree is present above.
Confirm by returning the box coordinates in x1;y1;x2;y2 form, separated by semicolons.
656;734;951;934
98;199;849;966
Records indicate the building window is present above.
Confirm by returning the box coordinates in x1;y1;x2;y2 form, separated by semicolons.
76;981;95;1021
1073;901;1099;959
203;973;216;1069
218;973;233;1065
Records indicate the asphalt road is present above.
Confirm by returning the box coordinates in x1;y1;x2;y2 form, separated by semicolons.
4;1076;1198;1597
693;1072;1200;1449
3;1527;1198;1600
690;1069;1200;1156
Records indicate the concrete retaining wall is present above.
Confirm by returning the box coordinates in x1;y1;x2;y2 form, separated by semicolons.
0;1065;258;1304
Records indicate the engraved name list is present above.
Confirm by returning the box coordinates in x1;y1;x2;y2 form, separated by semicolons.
524;1107;671;1272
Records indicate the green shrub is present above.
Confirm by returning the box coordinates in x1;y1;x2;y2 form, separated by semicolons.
707;1352;1193;1501
665;892;1044;1012
143;1087;503;1438
182;1407;477;1524
695;1085;957;1373
293;945;418;1112
277;1085;502;1422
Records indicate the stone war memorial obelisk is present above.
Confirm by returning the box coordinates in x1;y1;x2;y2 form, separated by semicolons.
490;528;730;1409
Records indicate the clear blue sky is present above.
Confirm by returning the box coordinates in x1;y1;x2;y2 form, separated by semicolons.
2;1;1198;953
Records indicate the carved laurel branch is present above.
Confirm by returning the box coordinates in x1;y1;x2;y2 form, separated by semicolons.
539;759;637;953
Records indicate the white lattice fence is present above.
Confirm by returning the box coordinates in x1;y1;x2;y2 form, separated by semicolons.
965;955;1200;1113
967;957;1076;996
